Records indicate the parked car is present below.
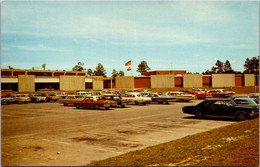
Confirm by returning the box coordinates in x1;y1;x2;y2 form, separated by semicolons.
230;95;250;101
58;95;85;106
147;93;176;104
42;92;62;102
1;94;14;104
248;93;259;99
232;98;259;108
10;94;31;104
185;90;212;99
183;99;259;121
121;93;147;105
207;89;233;98
165;91;195;102
73;96;116;110
103;94;128;108
141;95;152;104
29;94;46;103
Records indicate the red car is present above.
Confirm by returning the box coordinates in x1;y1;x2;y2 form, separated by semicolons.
185;90;212;99
73;96;116;110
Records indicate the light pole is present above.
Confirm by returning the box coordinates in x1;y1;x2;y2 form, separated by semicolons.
254;69;257;93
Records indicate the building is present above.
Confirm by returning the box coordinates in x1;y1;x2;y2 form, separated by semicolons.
142;70;186;76
1;69;114;92
1;69;258;92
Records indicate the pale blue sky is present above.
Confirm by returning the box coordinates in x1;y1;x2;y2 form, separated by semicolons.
1;1;259;76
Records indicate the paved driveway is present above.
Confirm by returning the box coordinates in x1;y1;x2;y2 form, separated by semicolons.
1;101;234;166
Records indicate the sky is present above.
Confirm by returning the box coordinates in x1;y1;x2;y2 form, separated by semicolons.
1;1;259;76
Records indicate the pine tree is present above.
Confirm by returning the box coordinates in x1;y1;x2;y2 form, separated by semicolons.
136;61;151;74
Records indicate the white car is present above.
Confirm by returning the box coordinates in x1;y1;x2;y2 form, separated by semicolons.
59;95;85;106
121;93;147;105
10;94;31;104
165;91;196;102
215;89;236;95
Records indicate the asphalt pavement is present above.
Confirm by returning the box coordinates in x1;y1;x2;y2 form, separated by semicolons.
1;101;235;166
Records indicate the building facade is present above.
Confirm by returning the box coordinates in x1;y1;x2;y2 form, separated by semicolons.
1;69;258;92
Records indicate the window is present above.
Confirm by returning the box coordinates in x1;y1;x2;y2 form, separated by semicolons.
214;101;225;106
253;99;259;104
234;100;249;105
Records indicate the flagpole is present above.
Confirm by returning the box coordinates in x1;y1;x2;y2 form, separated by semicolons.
131;60;133;76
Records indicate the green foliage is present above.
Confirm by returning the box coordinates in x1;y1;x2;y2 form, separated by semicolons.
93;63;107;77
137;60;151;74
118;71;125;76
204;60;235;74
87;68;93;77
111;69;118;78
72;62;86;71
111;69;125;78
224;60;235;73
244;56;259;74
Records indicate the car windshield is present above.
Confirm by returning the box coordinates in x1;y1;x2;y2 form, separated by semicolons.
96;96;103;100
253;99;259;104
225;101;234;106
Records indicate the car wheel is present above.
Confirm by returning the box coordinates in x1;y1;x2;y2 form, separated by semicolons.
105;107;109;110
165;101;169;104
235;112;247;121
64;103;68;106
194;110;203;119
143;102;146;105
76;104;80;109
134;101;139;105
94;105;100;110
121;105;125;108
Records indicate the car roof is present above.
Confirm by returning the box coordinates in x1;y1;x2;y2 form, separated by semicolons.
206;98;231;101
233;98;257;100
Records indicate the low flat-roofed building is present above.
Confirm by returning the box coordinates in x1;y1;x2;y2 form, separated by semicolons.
142;70;186;76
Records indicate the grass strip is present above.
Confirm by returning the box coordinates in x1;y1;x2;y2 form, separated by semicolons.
87;118;259;166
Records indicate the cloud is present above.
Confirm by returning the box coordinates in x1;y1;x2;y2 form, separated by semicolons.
227;44;252;49
8;44;68;52
2;2;215;46
169;2;231;24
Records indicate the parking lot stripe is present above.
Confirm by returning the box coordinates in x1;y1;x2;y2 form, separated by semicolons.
96;148;123;154
42;138;70;145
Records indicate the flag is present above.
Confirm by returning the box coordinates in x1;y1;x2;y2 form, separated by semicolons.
127;67;132;71
125;60;131;66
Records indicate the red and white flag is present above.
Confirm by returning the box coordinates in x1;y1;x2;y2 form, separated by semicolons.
127;67;132;71
125;60;131;66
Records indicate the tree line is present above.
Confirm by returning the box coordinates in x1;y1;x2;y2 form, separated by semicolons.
72;56;259;77
202;56;259;74
72;60;151;77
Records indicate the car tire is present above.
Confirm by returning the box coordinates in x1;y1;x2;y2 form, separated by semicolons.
105;107;109;110
76;104;80;109
165;101;169;104
121;105;125;108
134;101;139;105
194;110;204;119
94;105;99;110
235;112;247;121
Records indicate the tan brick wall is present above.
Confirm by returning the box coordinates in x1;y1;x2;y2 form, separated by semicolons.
183;74;203;88
115;76;134;89
244;74;255;87
151;75;175;88
212;74;235;87
59;76;85;91
92;76;104;90
18;75;35;92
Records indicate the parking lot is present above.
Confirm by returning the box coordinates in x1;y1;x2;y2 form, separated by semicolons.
2;101;235;166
